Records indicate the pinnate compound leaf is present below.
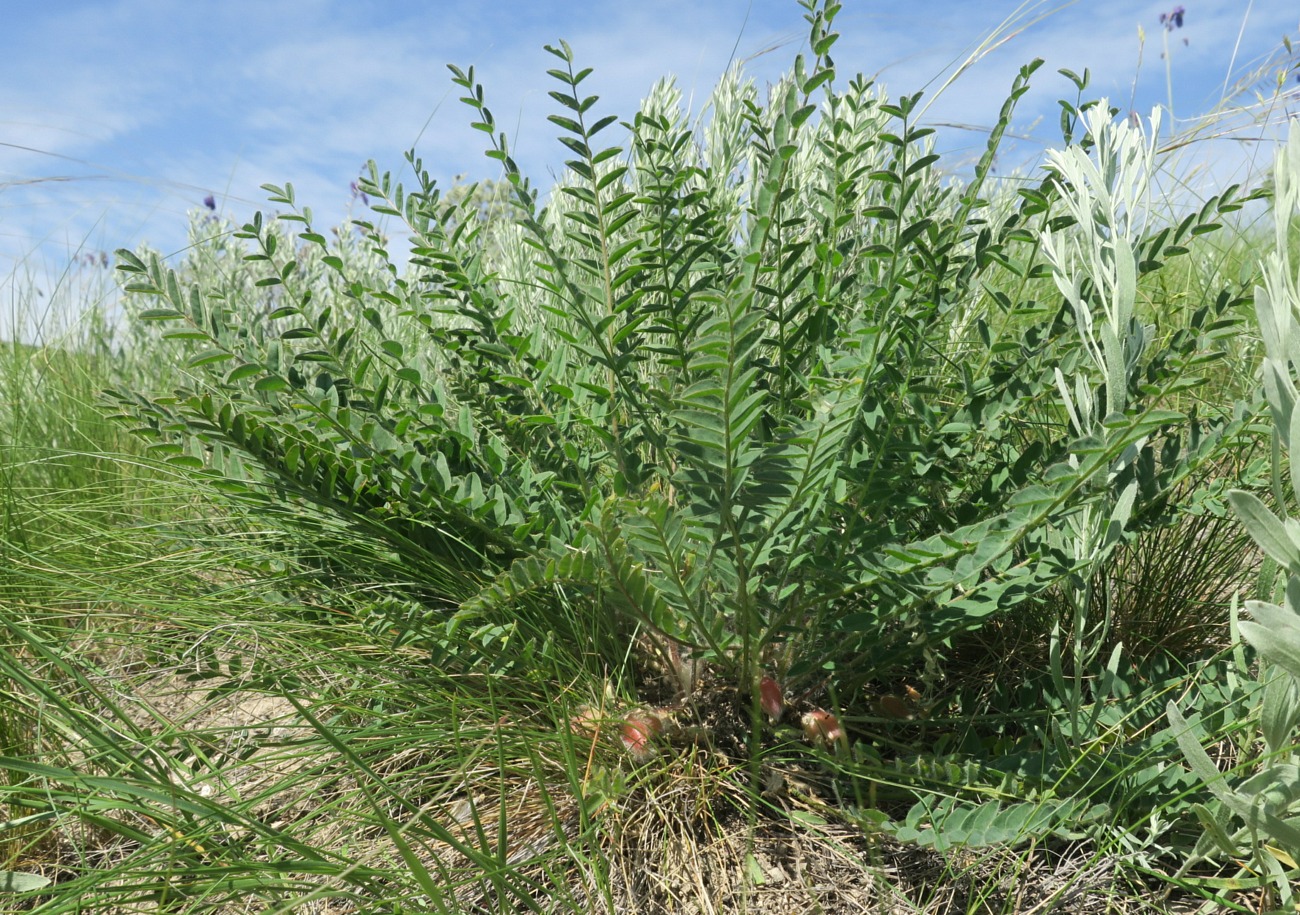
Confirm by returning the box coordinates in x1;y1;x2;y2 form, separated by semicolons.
459;549;600;617
889;797;1091;851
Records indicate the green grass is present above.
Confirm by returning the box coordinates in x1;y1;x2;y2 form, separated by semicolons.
4;3;1300;912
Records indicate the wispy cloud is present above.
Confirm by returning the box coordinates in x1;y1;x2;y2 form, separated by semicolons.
2;0;1296;306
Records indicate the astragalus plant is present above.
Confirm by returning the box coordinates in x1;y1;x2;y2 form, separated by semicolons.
41;2;1262;909
108;0;1250;737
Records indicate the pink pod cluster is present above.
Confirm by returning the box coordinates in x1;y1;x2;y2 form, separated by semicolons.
759;674;847;751
800;709;845;750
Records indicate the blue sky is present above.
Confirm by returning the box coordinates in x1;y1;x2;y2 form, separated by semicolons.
2;0;1298;317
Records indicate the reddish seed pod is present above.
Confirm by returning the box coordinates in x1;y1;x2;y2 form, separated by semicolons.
759;676;784;722
801;709;845;750
875;694;913;720
620;711;665;761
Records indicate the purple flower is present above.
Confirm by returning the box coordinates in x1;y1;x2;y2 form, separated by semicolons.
349;180;369;206
1160;5;1186;30
203;194;216;211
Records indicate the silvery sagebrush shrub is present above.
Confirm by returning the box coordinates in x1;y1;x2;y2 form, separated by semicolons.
1038;101;1159;717
1168;121;1300;906
1036;102;1190;738
107;0;1251;723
